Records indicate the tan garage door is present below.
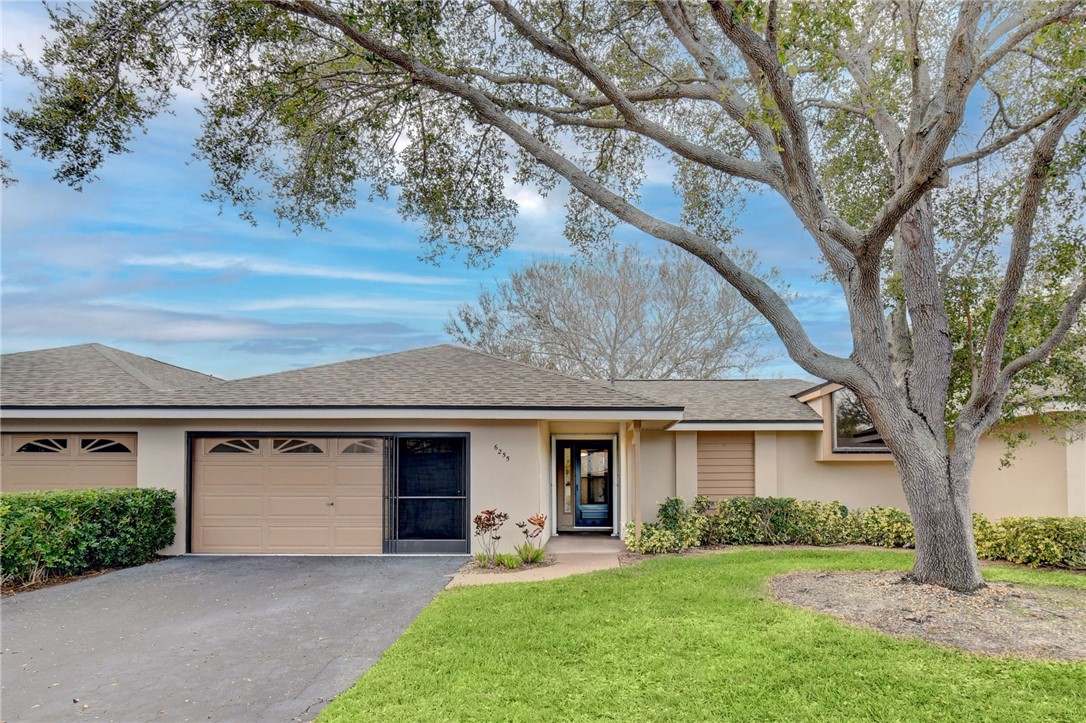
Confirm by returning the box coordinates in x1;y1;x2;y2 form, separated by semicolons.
192;436;385;553
697;431;755;500
0;433;137;492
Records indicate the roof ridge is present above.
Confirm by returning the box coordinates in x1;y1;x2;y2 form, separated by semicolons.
90;344;179;392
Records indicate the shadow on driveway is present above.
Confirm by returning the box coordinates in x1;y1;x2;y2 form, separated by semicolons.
1;555;465;721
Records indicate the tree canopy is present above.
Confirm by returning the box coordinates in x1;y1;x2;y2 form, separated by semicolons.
4;0;1084;591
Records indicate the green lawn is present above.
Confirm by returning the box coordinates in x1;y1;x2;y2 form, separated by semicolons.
319;549;1086;723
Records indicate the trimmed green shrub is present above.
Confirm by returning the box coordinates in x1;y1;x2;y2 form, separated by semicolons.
626;495;1083;571
974;515;1086;569
791;500;857;545
623;522;684;554
855;506;916;548
0;488;176;585
712;496;809;545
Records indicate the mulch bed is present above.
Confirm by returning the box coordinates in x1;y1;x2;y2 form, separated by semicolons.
456;554;558;575
770;570;1086;660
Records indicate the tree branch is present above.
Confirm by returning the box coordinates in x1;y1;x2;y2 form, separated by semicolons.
945;105;1064;167
267;0;866;388
972;2;1082;82
485;0;781;187
972;104;1082;397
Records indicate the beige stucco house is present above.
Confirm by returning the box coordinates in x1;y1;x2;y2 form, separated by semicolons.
2;343;1083;556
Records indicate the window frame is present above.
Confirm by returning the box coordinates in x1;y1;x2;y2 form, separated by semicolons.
830;387;890;454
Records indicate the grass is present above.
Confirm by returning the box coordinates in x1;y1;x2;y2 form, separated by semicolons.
318;549;1085;723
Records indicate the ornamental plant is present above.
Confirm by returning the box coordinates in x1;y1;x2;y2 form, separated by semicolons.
515;513;548;564
472;508;509;565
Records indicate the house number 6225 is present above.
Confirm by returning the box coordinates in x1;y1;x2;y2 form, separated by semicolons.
493;444;510;461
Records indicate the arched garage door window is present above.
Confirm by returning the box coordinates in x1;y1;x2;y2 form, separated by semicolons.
388;436;468;554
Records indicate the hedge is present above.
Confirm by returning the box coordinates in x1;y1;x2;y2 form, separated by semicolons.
625;495;1086;570
1;488;176;585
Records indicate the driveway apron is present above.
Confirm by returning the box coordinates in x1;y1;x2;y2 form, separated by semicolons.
1;555;464;722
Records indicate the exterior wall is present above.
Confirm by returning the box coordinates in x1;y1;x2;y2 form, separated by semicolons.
674;431;698;501
774;431;908;510
639;430;675;523
753;431;779;497
771;418;1078;518
1067;432;1086;517
970;420;1072;518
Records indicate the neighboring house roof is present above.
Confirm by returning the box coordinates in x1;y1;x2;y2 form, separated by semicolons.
612;379;823;427
1;344;680;413
0;343;221;407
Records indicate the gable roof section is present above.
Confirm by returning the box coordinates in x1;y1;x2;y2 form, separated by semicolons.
0;343;221;407
161;345;679;411
611;379;823;428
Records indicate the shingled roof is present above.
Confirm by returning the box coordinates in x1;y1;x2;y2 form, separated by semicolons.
611;379;823;423
2;344;681;412
163;345;679;410
0;343;221;407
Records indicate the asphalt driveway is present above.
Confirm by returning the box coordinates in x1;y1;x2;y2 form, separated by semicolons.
1;555;465;722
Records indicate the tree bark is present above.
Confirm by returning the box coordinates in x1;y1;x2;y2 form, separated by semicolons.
894;441;985;592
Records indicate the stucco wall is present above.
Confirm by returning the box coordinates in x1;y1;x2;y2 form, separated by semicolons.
970;421;1071;518
773;431;908;510
639;430;675;522
771;418;1077;518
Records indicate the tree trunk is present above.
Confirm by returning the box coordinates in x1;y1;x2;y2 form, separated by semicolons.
895;448;985;592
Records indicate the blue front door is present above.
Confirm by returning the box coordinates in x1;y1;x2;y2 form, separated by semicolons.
557;440;613;528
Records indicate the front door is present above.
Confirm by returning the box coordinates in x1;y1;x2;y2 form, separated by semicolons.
555;440;613;529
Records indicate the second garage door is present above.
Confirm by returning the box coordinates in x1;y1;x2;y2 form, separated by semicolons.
192;436;385;553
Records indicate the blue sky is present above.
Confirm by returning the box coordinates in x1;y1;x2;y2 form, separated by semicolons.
0;2;849;381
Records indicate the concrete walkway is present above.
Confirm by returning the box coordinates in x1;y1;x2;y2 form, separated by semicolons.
449;534;625;587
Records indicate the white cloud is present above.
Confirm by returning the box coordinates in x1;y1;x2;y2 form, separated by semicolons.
122;252;467;286
236;295;464;319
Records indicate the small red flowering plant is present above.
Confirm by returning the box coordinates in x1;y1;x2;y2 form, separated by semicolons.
472;508;510;565
515;513;548;564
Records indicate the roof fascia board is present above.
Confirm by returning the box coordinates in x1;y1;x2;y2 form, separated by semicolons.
1;407;684;422
794;382;842;403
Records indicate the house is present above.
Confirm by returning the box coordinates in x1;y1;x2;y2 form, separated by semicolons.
2;343;1082;556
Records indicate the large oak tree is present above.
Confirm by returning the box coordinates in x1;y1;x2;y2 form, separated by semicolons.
5;0;1084;591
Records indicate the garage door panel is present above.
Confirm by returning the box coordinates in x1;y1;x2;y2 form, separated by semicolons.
200;526;264;550
200;495;264;518
199;465;265;487
333;526;383;553
333;466;383;492
265;465;331;487
265;526;333;551
2;464;73;491
267;494;330;518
